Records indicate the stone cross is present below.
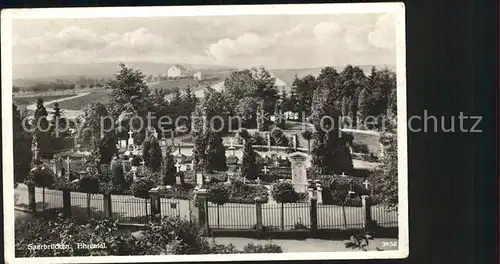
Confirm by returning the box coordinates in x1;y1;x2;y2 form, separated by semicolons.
261;166;269;174
256;177;262;185
340;172;347;177
140;161;146;172
175;161;182;173
128;130;134;146
229;138;234;148
274;159;280;167
363;179;370;189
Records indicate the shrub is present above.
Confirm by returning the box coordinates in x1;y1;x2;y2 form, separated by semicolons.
25;165;55;188
226;156;239;165
270;128;289;147
78;175;100;194
130;177;157;199
242;243;283;253
228;179;269;203
207;183;230;205
158;184;195;200
271;182;300;203
351;142;370;154
53;176;78;191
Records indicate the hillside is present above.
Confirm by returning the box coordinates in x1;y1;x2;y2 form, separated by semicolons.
12;62;237;86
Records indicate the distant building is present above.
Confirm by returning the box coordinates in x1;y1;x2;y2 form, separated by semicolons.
193;71;203;80
167;64;188;78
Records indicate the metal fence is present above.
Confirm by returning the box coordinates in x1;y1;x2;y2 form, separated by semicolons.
371;205;398;227
112;195;151;225
317;204;364;229
35;188;64;211
160;198;181;219
207;202;256;229
70;191;104;220
262;203;311;230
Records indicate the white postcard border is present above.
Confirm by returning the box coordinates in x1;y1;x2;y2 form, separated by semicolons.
2;3;408;263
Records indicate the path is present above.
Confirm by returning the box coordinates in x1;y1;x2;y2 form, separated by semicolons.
26;92;92;120
210;237;398;252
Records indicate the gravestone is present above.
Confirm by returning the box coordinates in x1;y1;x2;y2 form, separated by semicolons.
196;173;204;187
176;174;183;185
288;152;309;193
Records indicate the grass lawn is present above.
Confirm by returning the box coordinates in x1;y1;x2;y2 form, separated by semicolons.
47;91;112;110
13;94;77;106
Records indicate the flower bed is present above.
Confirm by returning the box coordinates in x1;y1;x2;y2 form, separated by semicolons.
158;184;195;200
228;180;269;203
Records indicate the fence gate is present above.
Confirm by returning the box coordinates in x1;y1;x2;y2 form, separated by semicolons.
160;198;181;219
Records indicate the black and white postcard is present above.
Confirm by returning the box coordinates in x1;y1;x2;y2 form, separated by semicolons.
2;3;407;263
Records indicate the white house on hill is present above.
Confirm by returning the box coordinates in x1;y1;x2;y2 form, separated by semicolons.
193;71;203;80
167;64;188;78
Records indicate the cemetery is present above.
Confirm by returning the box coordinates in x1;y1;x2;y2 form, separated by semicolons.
13;63;398;242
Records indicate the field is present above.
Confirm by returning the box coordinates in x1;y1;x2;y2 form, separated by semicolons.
148;76;228;93
47;91;112;110
13;94;77;106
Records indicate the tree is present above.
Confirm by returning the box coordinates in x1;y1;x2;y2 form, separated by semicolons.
207;183;230;228
148;137;163;172
205;132;227;172
310;90;353;174
251;66;279;115
13;104;32;184
256;100;268;131
78;175;100;218
34;98;53;159
357;88;372;129
111;160;125;191
130;177;157;218
235;97;258;128
338;65;368;128
191;105;209;171
239;129;258;180
26;165;55;211
372;132;398;210
292;74;317;116
108;62;150;114
81;102;117;169
301;129;313;154
163;147;176;185
224;69;257;100
271;182;300;229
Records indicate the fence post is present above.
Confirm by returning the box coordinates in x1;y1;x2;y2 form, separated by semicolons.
254;197;263;231
28;184;36;213
62;189;71;217
361;195;373;229
196;188;209;236
103;193;112;218
149;187;161;219
309;193;318;232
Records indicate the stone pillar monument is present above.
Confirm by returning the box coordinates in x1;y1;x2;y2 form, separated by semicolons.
288;151;309;193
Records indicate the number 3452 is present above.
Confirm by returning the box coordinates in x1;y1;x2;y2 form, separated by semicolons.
381;241;398;248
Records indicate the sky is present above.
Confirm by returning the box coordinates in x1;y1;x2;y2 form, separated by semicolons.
12;13;397;69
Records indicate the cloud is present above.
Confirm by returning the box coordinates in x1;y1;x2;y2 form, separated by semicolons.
13;26;170;63
207;14;396;67
368;13;396;49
